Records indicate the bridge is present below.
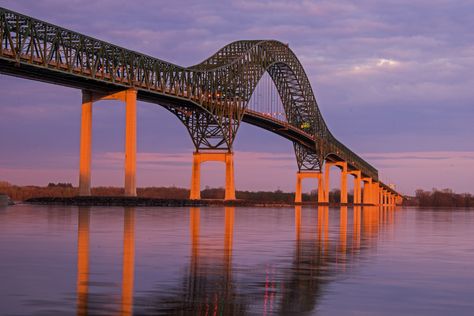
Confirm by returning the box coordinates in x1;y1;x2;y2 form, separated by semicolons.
0;7;402;205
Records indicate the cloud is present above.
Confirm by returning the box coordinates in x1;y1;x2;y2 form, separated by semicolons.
232;0;357;17
0;151;297;191
94;151;296;171
363;151;474;194
365;152;474;161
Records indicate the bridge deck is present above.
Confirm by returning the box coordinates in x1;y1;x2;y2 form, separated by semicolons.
0;7;402;196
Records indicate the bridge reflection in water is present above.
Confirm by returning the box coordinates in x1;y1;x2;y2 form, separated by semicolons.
74;206;398;315
76;207;136;316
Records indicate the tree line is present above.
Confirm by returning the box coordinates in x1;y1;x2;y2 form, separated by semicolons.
0;182;189;201
0;181;352;203
2;181;472;207
404;189;474;207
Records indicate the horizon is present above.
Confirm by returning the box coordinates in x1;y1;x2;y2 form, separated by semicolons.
1;180;471;197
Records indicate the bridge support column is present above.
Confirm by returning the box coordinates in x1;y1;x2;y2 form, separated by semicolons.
362;177;373;205
396;195;403;205
355;174;362;204
372;182;380;205
190;152;235;201
224;153;236;200
79;92;93;196
78;89;137;197
324;161;348;204
381;190;385;205
340;163;348;204
324;163;331;203
124;90;137;197
349;170;362;204
190;153;201;200
295;171;325;203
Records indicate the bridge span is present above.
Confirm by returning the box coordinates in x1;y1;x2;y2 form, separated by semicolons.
0;7;402;205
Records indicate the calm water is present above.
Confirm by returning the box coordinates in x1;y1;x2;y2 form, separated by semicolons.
0;205;473;315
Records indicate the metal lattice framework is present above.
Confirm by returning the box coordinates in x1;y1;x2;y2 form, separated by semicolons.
0;7;392;186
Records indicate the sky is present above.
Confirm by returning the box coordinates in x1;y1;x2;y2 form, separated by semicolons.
0;0;473;195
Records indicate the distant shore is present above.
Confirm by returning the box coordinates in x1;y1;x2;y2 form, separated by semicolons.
2;182;473;207
24;196;329;207
0;183;345;205
24;196;388;208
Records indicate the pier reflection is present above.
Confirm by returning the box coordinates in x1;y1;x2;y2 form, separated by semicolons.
76;207;89;316
353;206;361;253
164;206;245;314
338;206;347;269
76;207;136;316
277;205;397;314
75;205;397;315
278;206;329;314
121;208;135;316
134;206;244;314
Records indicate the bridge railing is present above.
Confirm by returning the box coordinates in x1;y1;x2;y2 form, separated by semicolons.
0;8;199;97
1;7;255;116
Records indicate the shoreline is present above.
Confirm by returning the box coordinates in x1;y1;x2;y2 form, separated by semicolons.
23;196;377;208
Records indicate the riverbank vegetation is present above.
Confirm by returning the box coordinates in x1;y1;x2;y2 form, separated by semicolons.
1;181;472;207
0;182;350;203
404;189;474;207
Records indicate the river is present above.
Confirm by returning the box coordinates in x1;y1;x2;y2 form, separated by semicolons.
0;204;473;315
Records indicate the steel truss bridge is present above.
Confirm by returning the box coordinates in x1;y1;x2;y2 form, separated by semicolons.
0;7;402;204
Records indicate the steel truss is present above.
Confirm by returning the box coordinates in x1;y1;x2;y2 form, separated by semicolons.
0;7;379;180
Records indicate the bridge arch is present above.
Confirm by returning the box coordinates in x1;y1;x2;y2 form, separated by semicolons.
185;40;330;170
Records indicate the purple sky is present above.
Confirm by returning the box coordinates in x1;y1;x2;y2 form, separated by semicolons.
1;0;473;195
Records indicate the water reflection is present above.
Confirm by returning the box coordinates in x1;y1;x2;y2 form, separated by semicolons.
353;206;361;253
278;206;330;314
76;207;89;316
279;205;401;314
165;206;245;315
76;207;136;316
121;208;135;316
5;205;474;315
338;206;347;269
131;207;243;315
71;205;400;315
